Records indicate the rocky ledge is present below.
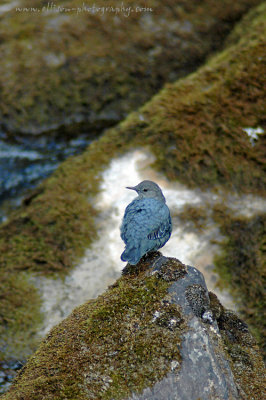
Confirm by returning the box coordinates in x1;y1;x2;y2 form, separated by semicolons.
2;253;264;400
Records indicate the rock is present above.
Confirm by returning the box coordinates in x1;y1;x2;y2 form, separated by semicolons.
0;361;24;395
2;254;264;400
0;0;261;135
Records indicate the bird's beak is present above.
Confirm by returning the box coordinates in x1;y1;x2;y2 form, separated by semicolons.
126;186;137;192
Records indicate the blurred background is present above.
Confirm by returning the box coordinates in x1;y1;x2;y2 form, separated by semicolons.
0;0;265;393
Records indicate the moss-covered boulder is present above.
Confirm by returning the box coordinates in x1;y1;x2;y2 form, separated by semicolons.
0;0;262;134
0;1;265;372
1;254;265;400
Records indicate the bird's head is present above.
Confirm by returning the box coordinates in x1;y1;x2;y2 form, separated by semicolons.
126;180;165;202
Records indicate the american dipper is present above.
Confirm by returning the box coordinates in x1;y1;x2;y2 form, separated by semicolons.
120;180;172;265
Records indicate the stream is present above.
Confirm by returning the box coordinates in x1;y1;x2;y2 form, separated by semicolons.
0;130;94;223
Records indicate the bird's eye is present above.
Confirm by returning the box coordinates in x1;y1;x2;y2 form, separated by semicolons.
143;189;148;192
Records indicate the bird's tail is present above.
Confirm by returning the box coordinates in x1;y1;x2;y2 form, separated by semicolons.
121;247;141;265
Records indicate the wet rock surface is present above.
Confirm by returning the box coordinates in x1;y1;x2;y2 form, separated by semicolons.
0;132;93;222
0;361;24;395
2;255;264;400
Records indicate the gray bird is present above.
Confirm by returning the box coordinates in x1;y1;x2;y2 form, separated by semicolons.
120;180;172;265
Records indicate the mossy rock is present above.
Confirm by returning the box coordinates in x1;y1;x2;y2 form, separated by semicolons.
0;2;265;366
2;256;184;400
1;257;265;400
0;0;262;134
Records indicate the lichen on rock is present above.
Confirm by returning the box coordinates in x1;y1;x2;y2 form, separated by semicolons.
2;255;265;400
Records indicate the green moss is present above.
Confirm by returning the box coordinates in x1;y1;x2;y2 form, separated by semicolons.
177;205;209;232
2;260;186;400
93;2;265;194
212;205;266;356
0;271;43;361
0;0;262;134
0;150;103;361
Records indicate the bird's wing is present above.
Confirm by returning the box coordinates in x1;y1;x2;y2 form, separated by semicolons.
121;198;171;243
147;220;171;240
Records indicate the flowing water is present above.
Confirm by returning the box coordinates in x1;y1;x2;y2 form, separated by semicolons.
0;131;92;222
